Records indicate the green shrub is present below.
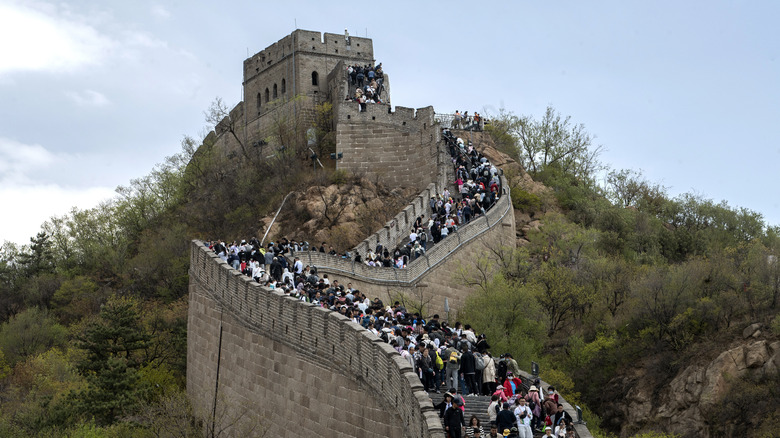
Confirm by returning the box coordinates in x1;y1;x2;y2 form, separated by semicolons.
328;169;350;186
511;188;542;213
772;313;780;336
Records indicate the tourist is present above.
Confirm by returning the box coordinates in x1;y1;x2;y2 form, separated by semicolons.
467;415;484;437
444;398;465;438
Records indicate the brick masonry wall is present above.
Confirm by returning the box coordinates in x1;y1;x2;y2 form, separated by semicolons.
335;103;439;194
188;241;445;438
294;180;516;316
350;127;461;258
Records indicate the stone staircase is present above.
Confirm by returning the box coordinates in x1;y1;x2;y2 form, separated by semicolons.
429;392;548;437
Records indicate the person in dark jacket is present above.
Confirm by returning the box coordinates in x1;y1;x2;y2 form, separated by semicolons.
444;398;465;438
496;402;516;435
434;392;454;418
476;334;491;354
269;257;283;281
460;347;479;396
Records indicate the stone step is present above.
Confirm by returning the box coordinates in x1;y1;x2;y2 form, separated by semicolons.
429;392;550;437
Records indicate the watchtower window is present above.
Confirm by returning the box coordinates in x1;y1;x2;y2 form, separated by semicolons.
265;88;269;103
311;71;319;86
273;83;278;99
256;93;261;112
281;79;286;94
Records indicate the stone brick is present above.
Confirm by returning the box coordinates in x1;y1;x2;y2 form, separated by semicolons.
189;241;444;438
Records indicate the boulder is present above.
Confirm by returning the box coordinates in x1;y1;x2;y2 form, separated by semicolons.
700;345;746;407
742;323;762;339
762;341;780;376
745;340;770;368
515;212;532;225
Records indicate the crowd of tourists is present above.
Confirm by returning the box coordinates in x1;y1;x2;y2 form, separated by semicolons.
206;237;575;437
346;63;386;110
450;110;484;131
205;239;576;437
361;130;504;270
202;122;568;437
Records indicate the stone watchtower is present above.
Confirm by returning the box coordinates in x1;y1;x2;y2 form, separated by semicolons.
212;29;439;193
241;30;374;136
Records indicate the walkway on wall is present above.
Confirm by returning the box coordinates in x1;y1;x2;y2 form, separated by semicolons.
293;180;512;287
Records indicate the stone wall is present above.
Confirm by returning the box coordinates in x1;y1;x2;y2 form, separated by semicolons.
188;241;445;438
348;123;457;258
293;179;516;316
352;182;439;257
335;103;439;193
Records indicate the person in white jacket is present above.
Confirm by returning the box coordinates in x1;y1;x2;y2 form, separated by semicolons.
481;352;497;395
513;398;533;438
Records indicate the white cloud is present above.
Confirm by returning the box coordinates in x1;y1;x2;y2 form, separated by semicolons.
150;4;171;19
64;89;111;107
0;2;113;75
0;184;115;245
125;31;169;49
0;137;57;184
0;137;115;245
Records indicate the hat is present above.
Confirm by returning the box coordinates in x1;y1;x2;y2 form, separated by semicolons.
502;402;510;410
506;371;513;376
502;430;510;437
452;398;462;406
530;385;538;392
443;392;453;398
545;427;552;431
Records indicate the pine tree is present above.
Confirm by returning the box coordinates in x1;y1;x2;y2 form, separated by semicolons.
71;296;151;425
17;232;56;277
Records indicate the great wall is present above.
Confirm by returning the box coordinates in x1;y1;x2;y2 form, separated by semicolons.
188;29;594;437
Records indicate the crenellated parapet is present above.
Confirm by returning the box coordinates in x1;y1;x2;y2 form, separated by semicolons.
188;240;445;438
292;176;515;315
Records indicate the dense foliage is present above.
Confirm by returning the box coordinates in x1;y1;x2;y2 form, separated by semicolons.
470;107;780;437
0;96;337;436
2;99;778;436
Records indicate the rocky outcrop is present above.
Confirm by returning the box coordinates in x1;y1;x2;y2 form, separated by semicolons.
609;333;780;438
259;177;417;250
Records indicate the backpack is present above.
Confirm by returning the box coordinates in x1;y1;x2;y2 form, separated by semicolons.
475;354;485;371
434;351;444;370
449;351;459;364
528;400;537;412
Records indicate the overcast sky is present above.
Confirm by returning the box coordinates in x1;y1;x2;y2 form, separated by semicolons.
2;0;779;245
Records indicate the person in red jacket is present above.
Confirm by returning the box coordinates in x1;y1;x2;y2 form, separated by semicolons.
502;371;523;399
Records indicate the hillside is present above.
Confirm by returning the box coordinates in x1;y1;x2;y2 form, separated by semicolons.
2;103;779;437
455;108;780;438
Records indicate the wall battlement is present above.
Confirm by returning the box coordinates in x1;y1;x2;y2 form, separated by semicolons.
338;103;435;132
335;103;439;192
296;178;515;315
188;240;445;438
243;30;374;82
